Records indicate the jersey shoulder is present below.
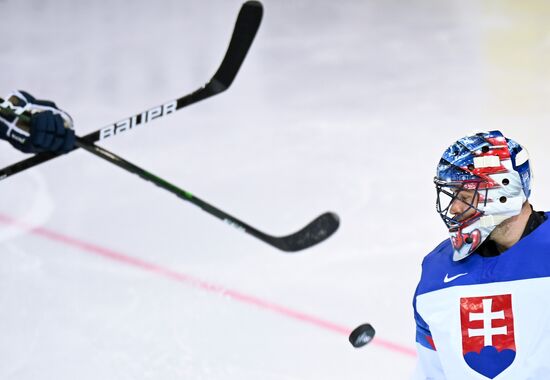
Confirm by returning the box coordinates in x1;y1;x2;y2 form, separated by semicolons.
415;238;455;296
423;238;452;263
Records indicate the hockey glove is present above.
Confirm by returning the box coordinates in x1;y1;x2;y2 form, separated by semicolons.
0;90;75;154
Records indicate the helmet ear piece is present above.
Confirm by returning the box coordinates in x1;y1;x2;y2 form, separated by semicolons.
507;140;532;199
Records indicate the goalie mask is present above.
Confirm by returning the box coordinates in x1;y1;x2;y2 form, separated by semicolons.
435;130;532;261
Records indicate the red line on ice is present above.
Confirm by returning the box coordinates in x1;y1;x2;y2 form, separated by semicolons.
0;213;416;358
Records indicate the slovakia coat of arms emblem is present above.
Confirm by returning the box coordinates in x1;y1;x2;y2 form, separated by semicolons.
460;294;516;379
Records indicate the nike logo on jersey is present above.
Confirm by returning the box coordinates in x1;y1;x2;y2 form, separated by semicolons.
444;272;468;283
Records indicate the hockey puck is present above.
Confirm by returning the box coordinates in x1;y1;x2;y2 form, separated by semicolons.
349;323;375;348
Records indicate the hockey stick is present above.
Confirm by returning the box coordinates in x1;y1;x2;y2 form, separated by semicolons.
75;138;339;252
0;0;262;181
0;5;338;251
0;102;339;251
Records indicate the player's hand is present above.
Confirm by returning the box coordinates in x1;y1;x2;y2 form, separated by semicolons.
0;90;75;154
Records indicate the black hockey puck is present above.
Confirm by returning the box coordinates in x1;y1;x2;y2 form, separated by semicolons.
349;323;376;348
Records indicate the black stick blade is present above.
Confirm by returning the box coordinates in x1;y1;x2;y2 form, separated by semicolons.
269;212;339;252
349;323;376;348
208;1;263;92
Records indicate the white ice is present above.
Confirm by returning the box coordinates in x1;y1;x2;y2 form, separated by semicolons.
1;0;550;379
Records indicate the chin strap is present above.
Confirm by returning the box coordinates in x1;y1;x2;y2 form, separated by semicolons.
479;214;511;228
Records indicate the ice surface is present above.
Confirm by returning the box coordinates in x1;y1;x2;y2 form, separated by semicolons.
1;0;550;379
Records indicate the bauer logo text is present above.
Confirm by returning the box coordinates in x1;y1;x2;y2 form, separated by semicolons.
99;101;177;140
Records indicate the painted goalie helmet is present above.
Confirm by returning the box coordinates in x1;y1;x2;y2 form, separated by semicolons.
434;130;532;261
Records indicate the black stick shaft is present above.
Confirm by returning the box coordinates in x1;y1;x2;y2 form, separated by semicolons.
75;139;260;236
75;138;336;251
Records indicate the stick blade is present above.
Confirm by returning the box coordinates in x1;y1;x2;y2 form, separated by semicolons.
208;1;263;92
270;212;340;252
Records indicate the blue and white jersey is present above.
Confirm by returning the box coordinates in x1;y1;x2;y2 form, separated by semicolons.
412;213;550;380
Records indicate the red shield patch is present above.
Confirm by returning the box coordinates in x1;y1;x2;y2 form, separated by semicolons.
460;294;516;378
